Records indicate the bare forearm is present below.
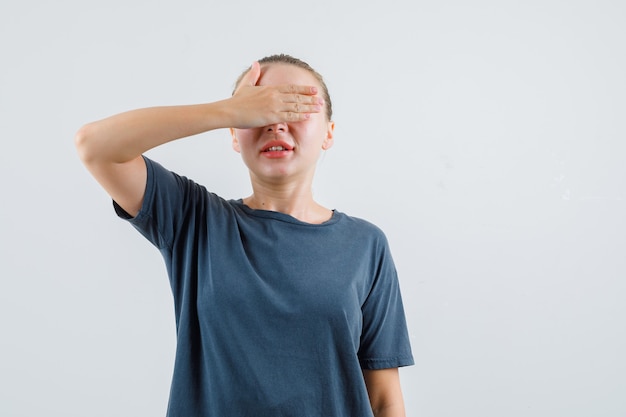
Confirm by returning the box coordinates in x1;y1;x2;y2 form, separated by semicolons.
75;62;323;166
372;403;406;417
73;64;322;217
363;368;407;417
75;101;232;164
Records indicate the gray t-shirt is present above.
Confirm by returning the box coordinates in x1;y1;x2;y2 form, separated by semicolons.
115;157;414;417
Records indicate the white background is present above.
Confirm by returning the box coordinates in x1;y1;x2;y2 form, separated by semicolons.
1;0;625;416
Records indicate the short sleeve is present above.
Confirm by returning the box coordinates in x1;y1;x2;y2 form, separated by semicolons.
358;236;414;370
113;156;189;250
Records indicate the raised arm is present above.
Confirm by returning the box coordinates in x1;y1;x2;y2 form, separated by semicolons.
74;61;322;216
75;102;232;216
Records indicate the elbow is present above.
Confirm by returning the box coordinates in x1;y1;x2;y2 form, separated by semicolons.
74;123;97;164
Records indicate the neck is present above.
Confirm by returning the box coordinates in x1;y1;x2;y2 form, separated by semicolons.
243;179;332;224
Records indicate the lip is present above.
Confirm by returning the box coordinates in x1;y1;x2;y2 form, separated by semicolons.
260;139;294;158
261;140;294;152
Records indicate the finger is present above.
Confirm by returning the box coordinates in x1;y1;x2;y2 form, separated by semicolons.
238;61;261;88
283;94;324;106
279;84;319;96
288;102;322;114
284;112;312;122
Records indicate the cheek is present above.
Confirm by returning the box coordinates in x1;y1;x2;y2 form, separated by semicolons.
234;128;255;140
292;119;326;138
234;129;260;148
302;123;330;146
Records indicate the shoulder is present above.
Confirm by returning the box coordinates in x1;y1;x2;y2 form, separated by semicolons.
334;211;390;247
140;156;241;222
145;157;218;201
337;211;385;234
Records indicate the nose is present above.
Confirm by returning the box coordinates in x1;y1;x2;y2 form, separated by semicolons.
266;122;288;133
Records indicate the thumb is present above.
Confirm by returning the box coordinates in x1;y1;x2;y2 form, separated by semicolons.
240;61;261;87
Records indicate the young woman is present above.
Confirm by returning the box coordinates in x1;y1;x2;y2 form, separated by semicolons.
75;54;414;417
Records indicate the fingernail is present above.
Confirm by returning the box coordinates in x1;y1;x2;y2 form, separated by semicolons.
311;87;318;94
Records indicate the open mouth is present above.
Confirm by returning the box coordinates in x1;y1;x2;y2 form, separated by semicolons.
261;141;294;153
265;145;288;152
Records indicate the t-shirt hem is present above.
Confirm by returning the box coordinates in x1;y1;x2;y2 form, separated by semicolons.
111;156;170;250
359;355;415;370
112;155;154;225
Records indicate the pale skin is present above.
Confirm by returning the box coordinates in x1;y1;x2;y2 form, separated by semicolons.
75;61;406;417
